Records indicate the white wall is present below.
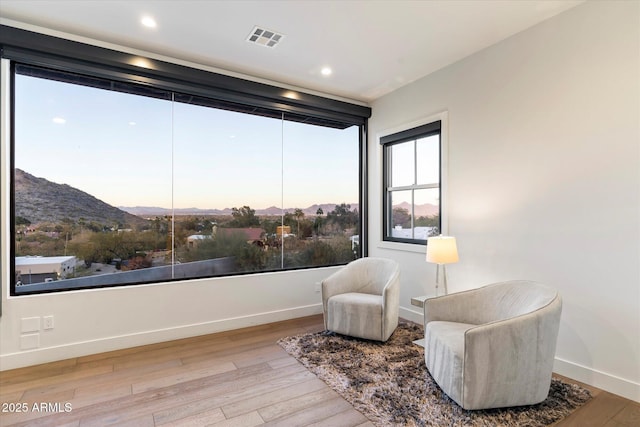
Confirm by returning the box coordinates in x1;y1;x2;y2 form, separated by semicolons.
369;1;639;401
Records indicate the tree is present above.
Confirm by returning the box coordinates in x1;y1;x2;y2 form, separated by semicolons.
15;216;31;226
415;214;439;228
314;207;324;236
296;240;337;266
415;214;440;237
392;207;411;228
229;206;260;228
298;219;313;239
326;203;358;232
293;208;304;237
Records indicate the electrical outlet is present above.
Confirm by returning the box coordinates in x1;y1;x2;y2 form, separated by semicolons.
315;282;321;293
43;315;54;330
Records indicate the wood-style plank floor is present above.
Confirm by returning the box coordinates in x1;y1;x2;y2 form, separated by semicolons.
1;315;638;427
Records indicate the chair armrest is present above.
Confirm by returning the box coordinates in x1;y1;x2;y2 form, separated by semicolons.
381;268;400;310
321;266;358;302
321;266;360;328
423;286;485;324
464;313;544;371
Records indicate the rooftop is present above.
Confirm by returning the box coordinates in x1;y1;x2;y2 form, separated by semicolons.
15;255;76;265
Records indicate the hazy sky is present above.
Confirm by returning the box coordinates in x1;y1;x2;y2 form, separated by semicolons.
14;74;360;210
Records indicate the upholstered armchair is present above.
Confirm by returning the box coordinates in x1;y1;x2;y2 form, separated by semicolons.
321;257;400;342
423;280;562;410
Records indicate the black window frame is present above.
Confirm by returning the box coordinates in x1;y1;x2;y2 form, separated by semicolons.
381;120;441;245
1;24;371;296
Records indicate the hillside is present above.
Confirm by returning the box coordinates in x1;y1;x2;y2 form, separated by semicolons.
15;169;148;228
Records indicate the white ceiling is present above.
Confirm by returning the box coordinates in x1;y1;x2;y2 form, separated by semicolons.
0;0;583;103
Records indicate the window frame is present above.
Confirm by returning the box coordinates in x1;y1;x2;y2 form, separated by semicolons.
379;113;448;248
1;25;371;296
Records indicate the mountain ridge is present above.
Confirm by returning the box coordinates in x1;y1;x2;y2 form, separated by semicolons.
119;201;438;218
15;169;148;228
118;203;360;217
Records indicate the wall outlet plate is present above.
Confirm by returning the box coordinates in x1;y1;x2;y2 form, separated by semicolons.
43;316;54;330
21;317;40;333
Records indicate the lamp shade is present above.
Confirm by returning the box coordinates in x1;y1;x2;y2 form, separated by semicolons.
426;235;459;264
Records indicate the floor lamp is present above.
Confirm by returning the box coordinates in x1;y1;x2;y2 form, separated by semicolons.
426;235;459;296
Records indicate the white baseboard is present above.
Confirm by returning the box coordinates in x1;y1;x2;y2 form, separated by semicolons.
554;357;640;403
400;305;423;324
0;304;323;371
401;305;640;403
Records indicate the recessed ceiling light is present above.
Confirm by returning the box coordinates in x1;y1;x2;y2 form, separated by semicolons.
321;67;332;76
141;16;157;28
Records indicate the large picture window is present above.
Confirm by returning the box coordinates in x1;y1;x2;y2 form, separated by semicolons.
4;27;368;295
382;120;441;244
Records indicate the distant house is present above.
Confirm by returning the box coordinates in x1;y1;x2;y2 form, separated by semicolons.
276;226;292;237
391;226;437;240
186;234;211;248
15;255;76;285
217;228;265;244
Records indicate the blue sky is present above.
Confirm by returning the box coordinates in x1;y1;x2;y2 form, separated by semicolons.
14;74;359;210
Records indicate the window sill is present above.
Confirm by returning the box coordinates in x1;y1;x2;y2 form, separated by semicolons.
377;241;426;254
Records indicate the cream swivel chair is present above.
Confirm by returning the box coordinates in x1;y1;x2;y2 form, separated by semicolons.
321;257;400;342
423;280;562;410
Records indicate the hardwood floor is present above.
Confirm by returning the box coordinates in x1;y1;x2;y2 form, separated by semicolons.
1;315;638;427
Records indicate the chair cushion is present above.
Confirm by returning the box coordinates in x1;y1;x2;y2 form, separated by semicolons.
327;292;383;341
425;321;476;405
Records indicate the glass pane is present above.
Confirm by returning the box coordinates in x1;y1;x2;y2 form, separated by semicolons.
390;141;415;187
14;73;173;293
414;188;440;238
282;120;360;268
389;190;413;239
416;134;439;185
172;102;282;275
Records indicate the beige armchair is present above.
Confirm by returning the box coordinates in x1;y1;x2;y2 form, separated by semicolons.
423;280;562;410
321;257;400;342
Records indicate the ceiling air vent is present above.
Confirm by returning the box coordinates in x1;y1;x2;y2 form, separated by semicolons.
246;26;284;48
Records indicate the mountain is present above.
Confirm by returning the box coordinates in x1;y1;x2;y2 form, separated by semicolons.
119;206;234;217
394;201;439;217
119;203;360;217
15;169;148;228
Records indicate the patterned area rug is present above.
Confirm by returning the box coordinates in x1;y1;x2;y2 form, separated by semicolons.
278;322;591;426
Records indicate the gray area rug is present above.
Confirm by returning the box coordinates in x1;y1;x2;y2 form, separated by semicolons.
278;321;591;426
